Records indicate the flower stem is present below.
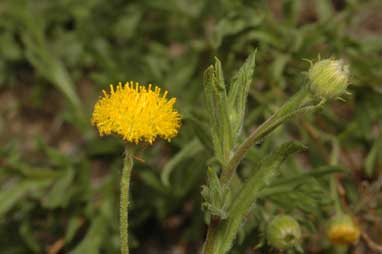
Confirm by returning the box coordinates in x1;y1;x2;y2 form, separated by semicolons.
220;87;310;185
203;216;220;254
330;140;342;214
120;147;133;254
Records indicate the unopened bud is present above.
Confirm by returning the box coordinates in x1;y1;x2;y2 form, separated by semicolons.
327;213;360;245
308;59;350;99
267;215;302;250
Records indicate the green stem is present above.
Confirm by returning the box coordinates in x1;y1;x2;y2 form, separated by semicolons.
330;140;342;214
204;216;220;254
330;176;342;214
220;87;310;185
120;148;133;254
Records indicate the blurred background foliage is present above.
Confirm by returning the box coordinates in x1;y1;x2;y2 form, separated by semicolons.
0;0;381;253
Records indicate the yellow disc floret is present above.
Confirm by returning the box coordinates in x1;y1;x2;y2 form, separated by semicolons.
91;81;181;144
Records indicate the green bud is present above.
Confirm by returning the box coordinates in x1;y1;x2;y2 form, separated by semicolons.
267;215;302;250
308;59;350;99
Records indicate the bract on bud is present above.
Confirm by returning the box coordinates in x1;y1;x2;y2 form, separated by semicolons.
327;213;360;245
308;59;350;99
267;215;302;250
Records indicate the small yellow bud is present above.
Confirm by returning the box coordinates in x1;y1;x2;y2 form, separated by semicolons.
267;215;302;250
327;213;360;245
308;59;350;99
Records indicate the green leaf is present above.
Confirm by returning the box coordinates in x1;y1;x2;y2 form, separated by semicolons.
65;216;83;244
365;132;382;177
268;166;344;189
42;168;75;209
211;141;306;254
211;8;263;48
315;0;334;21
139;169;166;194
161;139;203;186
282;0;302;25
36;138;70;167
203;58;233;165
70;215;107;254
0;179;51;217
188;112;214;152
228;49;256;137
9;1;82;111
201;167;231;220
171;152;207;198
23;33;82;110
20;220;41;253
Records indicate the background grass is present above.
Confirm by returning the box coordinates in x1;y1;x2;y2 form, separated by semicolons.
0;0;381;253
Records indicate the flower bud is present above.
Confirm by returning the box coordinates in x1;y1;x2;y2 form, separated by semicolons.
327;213;360;245
267;215;302;250
308;59;350;99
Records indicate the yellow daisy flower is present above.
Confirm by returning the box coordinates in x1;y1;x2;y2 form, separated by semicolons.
91;81;181;144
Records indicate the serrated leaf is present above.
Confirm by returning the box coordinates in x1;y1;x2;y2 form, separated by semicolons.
203;59;233;165
228;50;256;137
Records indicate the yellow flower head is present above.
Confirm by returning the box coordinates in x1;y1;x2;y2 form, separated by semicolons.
91;81;181;144
327;214;360;245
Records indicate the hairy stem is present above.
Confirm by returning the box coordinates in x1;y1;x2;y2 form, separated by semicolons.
220;87;310;185
330;140;342;214
203;87;311;254
204;216;220;254
120;148;133;254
